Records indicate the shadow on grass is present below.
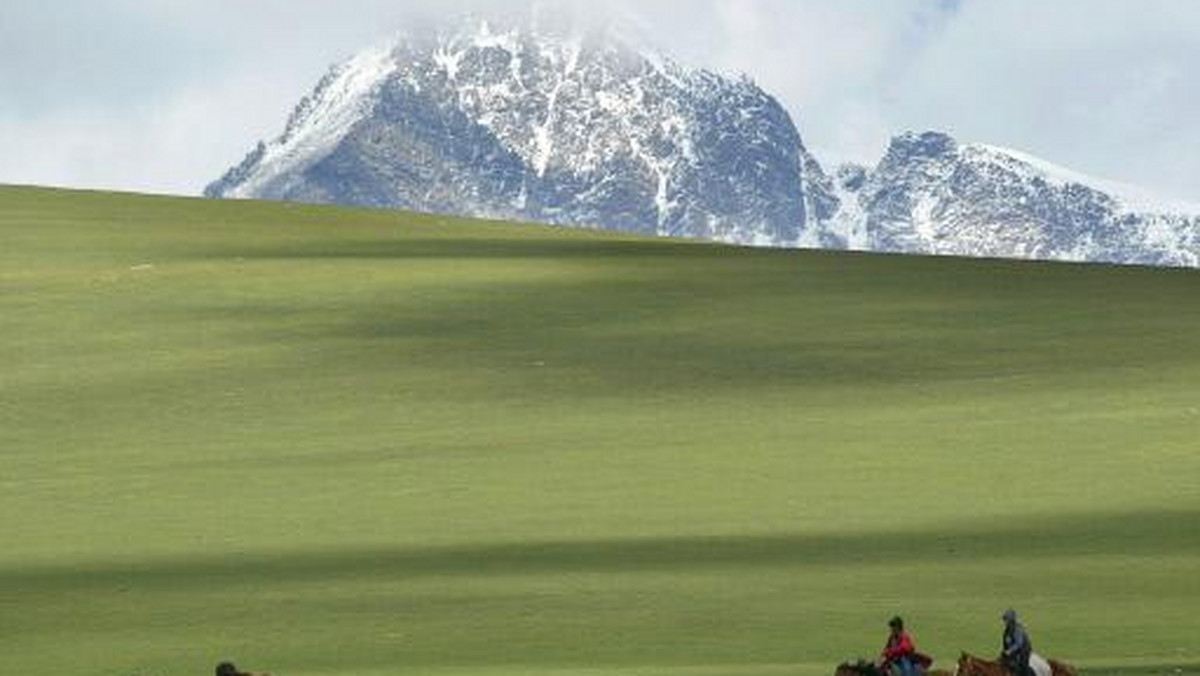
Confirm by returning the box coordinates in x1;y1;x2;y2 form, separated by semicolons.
1082;664;1200;676
170;236;1200;401
201;235;726;262
4;508;1196;593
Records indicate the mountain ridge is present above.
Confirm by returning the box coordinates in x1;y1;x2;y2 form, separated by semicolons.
207;20;834;246
207;21;1199;268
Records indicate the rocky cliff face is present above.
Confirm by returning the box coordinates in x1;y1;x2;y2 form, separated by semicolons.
208;23;1199;267
829;132;1199;267
206;21;833;246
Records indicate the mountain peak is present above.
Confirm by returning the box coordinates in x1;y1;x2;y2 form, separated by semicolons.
857;131;1199;265
206;22;1198;268
887;131;959;161
965;143;1200;217
207;18;820;244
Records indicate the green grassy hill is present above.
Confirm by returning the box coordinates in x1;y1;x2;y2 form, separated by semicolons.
2;185;1198;676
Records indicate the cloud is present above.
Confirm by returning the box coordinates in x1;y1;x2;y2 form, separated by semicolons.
1;0;1198;201
887;0;1200;200
694;1;953;164
0;0;418;193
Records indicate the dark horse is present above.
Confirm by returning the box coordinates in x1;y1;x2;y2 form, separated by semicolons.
216;662;269;676
955;652;1077;676
836;659;953;676
836;659;888;676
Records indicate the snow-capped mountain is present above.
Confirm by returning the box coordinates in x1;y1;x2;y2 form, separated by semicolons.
207;21;1199;267
207;21;833;245
829;131;1199;267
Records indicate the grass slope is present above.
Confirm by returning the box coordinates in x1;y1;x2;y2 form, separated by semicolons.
2;185;1198;676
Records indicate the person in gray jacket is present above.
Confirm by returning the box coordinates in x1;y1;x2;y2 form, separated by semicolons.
1001;609;1034;676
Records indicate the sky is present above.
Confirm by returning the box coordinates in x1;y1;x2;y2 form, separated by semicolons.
2;0;1199;202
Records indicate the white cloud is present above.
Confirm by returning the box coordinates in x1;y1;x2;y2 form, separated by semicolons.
2;0;1198;201
692;0;956;166
0;70;313;194
887;0;1200;200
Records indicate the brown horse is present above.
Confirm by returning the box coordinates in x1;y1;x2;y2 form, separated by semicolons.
835;659;886;676
955;652;1076;676
215;662;270;676
955;652;1014;676
1047;658;1078;676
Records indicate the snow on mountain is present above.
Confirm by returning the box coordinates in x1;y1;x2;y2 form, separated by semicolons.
822;164;872;251
207;22;1199;268
971;143;1200;217
207;20;831;245
221;45;398;200
827;131;1199;267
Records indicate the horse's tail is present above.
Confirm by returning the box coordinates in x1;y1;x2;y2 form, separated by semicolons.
1048;659;1077;676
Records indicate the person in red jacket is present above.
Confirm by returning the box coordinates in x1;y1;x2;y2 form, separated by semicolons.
878;616;932;676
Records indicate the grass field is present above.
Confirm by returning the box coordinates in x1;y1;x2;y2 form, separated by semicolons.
2;185;1198;676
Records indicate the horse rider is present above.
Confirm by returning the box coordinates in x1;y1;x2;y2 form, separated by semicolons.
879;616;931;676
1001;609;1034;676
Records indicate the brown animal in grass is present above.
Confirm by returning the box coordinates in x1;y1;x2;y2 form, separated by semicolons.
835;660;881;676
955;652;1076;676
1047;658;1078;676
834;660;954;676
215;661;270;676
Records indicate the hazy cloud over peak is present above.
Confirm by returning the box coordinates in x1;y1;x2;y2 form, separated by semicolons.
2;0;1198;203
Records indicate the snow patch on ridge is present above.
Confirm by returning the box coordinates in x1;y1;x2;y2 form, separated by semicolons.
827;168;870;250
531;38;582;177
472;21;522;52
972;143;1200;216
433;45;465;80
228;44;397;198
912;193;940;244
